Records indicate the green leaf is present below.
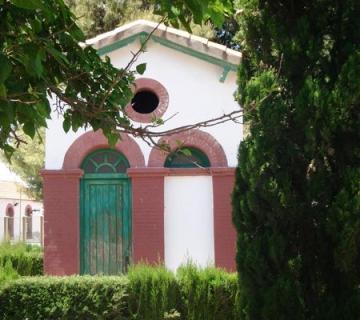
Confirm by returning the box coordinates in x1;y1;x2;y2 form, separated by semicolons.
136;63;147;75
178;15;192;33
63;117;71;133
23;122;36;138
0;55;12;83
107;133;119;147
45;45;69;66
170;6;181;17
36;101;51;118
0;0;4;5
31;18;42;33
0;84;7;98
10;0;43;10
32;50;44;78
184;0;204;24
180;148;192;157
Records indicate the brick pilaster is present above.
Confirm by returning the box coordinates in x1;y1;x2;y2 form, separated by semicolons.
211;168;237;271
128;168;165;264
41;169;83;275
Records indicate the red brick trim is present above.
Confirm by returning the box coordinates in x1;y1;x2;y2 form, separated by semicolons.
212;169;236;271
127;168;235;177
128;167;212;177
41;169;84;177
148;130;228;167
62;130;145;169
210;167;236;176
41;169;83;275
125;78;169;123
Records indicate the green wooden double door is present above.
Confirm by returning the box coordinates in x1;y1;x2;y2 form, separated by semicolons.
80;149;131;275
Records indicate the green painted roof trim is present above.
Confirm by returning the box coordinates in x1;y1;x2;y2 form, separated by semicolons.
97;33;142;56
97;32;238;72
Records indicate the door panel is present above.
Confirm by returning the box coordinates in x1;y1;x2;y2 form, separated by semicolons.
81;178;130;275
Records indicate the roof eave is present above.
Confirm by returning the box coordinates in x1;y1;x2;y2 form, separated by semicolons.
85;20;242;67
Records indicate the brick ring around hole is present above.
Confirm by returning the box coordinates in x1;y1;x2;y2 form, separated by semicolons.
125;78;169;123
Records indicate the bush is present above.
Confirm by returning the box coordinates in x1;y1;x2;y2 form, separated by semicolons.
0;276;128;320
177;264;241;320
0;265;241;320
0;260;19;288
0;242;43;276
127;264;182;320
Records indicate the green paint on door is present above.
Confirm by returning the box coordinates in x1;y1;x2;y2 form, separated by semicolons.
80;149;131;275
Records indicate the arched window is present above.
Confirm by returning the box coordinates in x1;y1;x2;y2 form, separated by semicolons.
164;147;211;168
81;149;130;174
5;204;14;240
25;205;32;240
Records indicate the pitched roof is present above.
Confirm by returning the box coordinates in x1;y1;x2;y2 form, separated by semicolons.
85;20;241;72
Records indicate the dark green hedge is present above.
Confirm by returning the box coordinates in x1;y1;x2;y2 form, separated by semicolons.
0;252;43;276
0;243;43;276
0;276;128;320
0;265;241;320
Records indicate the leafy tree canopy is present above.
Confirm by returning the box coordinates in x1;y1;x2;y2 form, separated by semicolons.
64;0;156;38
0;0;232;158
0;129;44;200
64;0;215;41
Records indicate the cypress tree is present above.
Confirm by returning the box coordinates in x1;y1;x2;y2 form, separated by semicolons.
232;1;360;319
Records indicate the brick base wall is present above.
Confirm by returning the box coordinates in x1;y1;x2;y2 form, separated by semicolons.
41;169;83;275
42;166;236;274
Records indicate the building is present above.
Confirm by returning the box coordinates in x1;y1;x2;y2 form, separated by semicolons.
0;162;43;244
42;20;242;275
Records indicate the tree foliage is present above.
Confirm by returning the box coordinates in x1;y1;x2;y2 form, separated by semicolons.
65;0;156;38
0;0;136;157
0;129;44;200
232;0;360;319
154;0;232;33
65;0;216;41
0;0;232;158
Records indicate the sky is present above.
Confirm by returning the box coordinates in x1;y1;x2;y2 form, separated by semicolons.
0;161;22;182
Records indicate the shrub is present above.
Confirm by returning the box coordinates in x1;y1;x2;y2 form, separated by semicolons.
0;242;43;276
177;264;241;320
0;265;241;320
0;276;128;320
0;260;19;288
127;264;182;320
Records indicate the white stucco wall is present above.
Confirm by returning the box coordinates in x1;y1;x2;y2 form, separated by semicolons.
45;38;242;169
164;176;214;271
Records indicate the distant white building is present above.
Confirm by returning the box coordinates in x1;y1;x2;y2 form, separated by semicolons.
0;162;43;244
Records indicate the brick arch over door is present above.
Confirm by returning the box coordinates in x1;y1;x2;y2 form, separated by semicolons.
148;129;228;167
63;130;145;169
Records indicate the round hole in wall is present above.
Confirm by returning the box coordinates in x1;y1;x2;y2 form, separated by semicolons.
125;78;169;123
131;90;159;114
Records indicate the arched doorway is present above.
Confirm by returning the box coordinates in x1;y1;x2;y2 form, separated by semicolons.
80;149;131;275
